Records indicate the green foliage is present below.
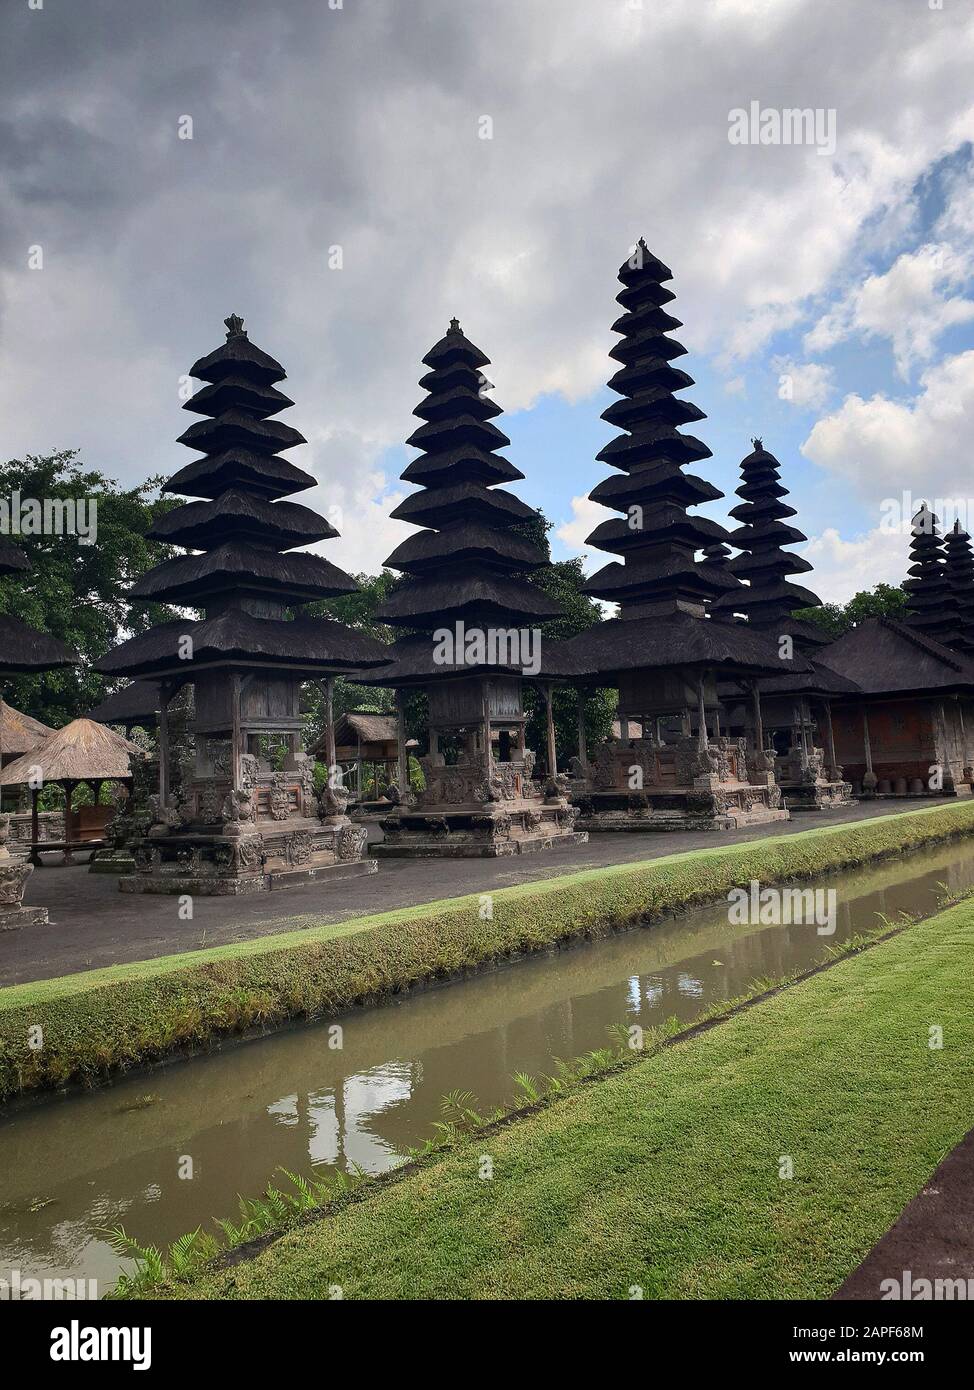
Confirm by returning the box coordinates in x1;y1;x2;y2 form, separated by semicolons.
800;582;909;641
513;513;615;768
0;451;180;725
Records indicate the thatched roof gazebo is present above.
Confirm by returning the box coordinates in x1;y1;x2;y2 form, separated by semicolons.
0;718;145;865
0;701;54;762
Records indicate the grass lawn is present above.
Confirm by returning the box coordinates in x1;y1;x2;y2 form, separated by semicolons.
147;895;974;1301
5;800;974;1102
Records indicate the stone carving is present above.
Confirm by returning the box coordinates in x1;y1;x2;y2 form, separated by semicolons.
269;772;291;820
336;824;367;861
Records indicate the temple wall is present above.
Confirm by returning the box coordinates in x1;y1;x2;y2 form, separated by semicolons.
831;696;973;795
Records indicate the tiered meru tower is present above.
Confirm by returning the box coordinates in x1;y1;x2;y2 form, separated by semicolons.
712;440;854;809
363;319;586;856
0;539;78;927
904;504;959;646
565;242;806;831
944;520;974;655
96;315;389;893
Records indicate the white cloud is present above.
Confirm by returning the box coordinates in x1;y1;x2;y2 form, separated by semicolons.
800;526;907;603
555;495;605;558
801;349;974;515
771;357;835;408
805;243;974;377
2;0;974;575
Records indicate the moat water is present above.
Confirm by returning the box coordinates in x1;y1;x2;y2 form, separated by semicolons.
3;837;973;1295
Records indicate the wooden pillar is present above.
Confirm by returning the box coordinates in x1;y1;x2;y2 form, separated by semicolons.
230;673;243;795
321;677;337;784
861;707;877;793
395;688;409;792
822;700;839;779
618;708;629;741
576;693;588;773
481;685;493;779
749;680;765;753
158;683;172;804
696;676;709;751
29;786;40;866
544;684;557;777
63;779;74;865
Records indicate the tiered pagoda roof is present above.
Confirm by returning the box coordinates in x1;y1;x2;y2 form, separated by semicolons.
97;315;389;680
369;320;580;684
902;503;958;648
0;539;78;674
566;242;807;680
943;520;974;655
580;241;742;614
712;439;829;650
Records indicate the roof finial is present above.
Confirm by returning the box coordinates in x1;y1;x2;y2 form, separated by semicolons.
224;313;246;339
751;436;763;451
448;317;462;335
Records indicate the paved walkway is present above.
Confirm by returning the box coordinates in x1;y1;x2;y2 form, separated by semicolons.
834;1127;974;1299
0;800;947;986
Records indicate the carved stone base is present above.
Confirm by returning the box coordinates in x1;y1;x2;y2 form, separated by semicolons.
780;779;856;812
120;818;375;894
572;786;790;833
374;800;587;857
89;850;137;874
0;904;48;930
0;858;48;929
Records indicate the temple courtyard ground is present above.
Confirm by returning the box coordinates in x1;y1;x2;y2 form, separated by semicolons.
0;799;950;986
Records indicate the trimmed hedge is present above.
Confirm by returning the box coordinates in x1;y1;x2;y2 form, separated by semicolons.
3;800;974;1102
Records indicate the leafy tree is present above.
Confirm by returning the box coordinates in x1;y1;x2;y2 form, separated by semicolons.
514;514;615;770
800;582;909;640
0;451;179;725
300;572;398;748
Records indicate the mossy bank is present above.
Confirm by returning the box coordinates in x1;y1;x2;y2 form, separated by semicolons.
2;800;974;1103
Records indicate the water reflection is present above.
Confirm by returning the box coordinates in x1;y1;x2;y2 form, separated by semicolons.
1;840;972;1291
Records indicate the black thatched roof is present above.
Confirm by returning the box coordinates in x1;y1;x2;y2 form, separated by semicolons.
710;440;822;633
188;321;286;384
99;314;387;681
391;480;536;530
163;449;317;502
88;680;160;727
817;617;974;696
903;504;958;648
374;319;566;670
944;520;974;655
376;572;562;629
582;241;742;619
383;520;547;574
351;630;593;687
0;614;78;673
147;490;337;550
562;610;811;681
129;542;358;606
97;611;389;679
0;538;31;577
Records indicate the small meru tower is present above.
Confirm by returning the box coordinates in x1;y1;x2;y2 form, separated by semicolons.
713;439;855;810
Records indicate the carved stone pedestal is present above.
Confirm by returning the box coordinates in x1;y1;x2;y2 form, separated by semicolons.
774;740;855;812
0;817;47;929
374;754;587;857
121;752;375;893
571;736;790;833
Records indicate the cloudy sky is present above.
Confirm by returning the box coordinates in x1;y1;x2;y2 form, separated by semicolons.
2;0;973;602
